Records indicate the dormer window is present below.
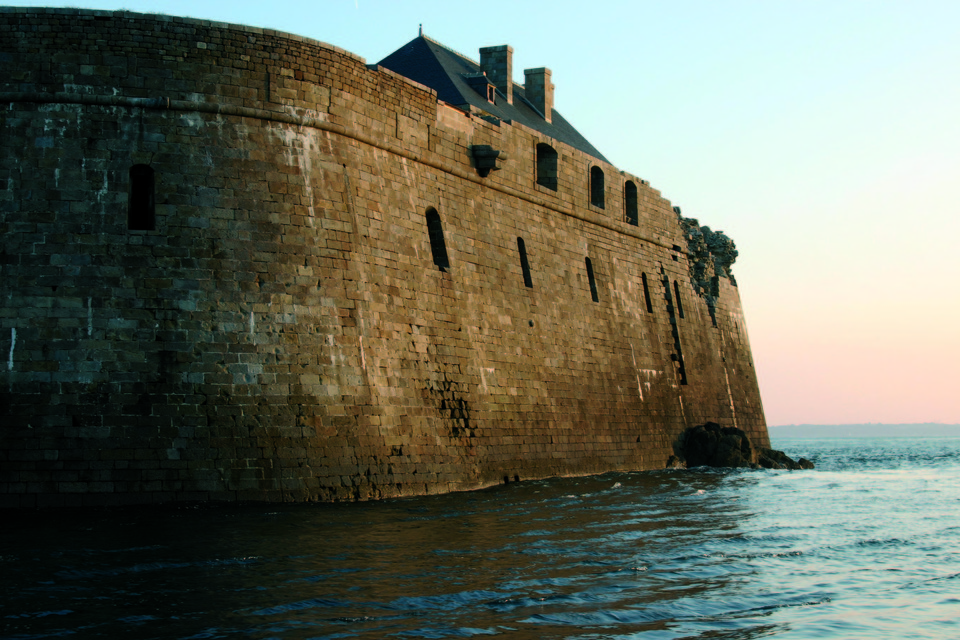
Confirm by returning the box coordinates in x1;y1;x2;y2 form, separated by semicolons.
464;73;496;104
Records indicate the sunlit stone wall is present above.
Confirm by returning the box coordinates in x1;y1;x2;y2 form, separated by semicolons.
0;8;768;507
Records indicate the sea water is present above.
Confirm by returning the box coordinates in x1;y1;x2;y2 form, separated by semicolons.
2;437;959;639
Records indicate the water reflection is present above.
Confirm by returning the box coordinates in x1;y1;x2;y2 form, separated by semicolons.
10;439;958;637
3;470;771;638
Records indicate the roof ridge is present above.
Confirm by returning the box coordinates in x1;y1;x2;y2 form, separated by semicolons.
378;34;608;162
421;34;528;93
420;33;480;68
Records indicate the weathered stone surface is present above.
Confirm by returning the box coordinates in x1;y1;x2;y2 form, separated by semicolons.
0;8;770;507
678;212;740;326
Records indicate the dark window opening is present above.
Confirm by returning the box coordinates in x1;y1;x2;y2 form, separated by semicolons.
673;280;685;319
624;180;638;226
641;272;654;313
128;164;155;230
517;237;533;288
425;208;450;272
585;257;599;302
536;143;558;191
590;166;604;208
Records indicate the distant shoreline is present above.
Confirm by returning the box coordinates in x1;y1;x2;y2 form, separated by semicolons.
769;423;960;439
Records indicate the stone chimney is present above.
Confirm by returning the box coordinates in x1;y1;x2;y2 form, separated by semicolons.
479;45;513;104
524;67;553;123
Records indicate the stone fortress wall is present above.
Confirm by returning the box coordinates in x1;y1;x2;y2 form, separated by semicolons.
0;8;768;507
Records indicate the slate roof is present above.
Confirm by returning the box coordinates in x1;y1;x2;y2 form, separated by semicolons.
377;35;609;163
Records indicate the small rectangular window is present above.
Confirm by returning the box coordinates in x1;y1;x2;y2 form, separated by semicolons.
518;237;533;288
426;208;450;272
128;164;155;231
642;272;653;313
674;280;685;319
585;257;599;303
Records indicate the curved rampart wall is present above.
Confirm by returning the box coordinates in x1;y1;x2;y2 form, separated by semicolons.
0;8;768;507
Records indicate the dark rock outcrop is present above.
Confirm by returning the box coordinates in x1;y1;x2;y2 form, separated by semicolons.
672;422;815;470
758;448;801;470
756;448;816;470
665;455;687;469
677;422;755;468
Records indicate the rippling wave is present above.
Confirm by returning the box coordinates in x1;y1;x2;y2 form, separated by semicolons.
2;437;959;639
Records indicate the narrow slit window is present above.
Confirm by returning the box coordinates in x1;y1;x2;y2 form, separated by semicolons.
425;208;450;272
624;180;638;226
585;257;599;302
642;272;653;313
590;166;604;208
128;164;155;230
536;143;558;191
663;274;687;385
674;280;685;319
518;237;533;288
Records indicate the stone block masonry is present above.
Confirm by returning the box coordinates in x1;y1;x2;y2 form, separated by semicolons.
0;8;768;507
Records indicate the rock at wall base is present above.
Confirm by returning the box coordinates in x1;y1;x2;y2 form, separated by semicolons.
757;448;799;470
756;448;816;470
678;422;754;468
673;423;815;470
665;455;687;469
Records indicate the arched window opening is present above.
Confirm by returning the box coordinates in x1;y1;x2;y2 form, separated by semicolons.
674;280;685;319
590;166;604;208
517;237;533;288
624;180;638;226
425;208;450;272
641;272;653;313
128;164;155;231
536;143;558;191
585;257;599;302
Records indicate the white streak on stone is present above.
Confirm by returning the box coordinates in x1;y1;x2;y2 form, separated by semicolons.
723;365;738;429
8;328;15;371
631;344;643;401
249;311;255;337
358;318;366;371
87;297;93;336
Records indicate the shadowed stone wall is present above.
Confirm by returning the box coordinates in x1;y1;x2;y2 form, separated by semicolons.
0;8;768;507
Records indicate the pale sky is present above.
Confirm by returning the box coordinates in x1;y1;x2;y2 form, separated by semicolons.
7;0;959;426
